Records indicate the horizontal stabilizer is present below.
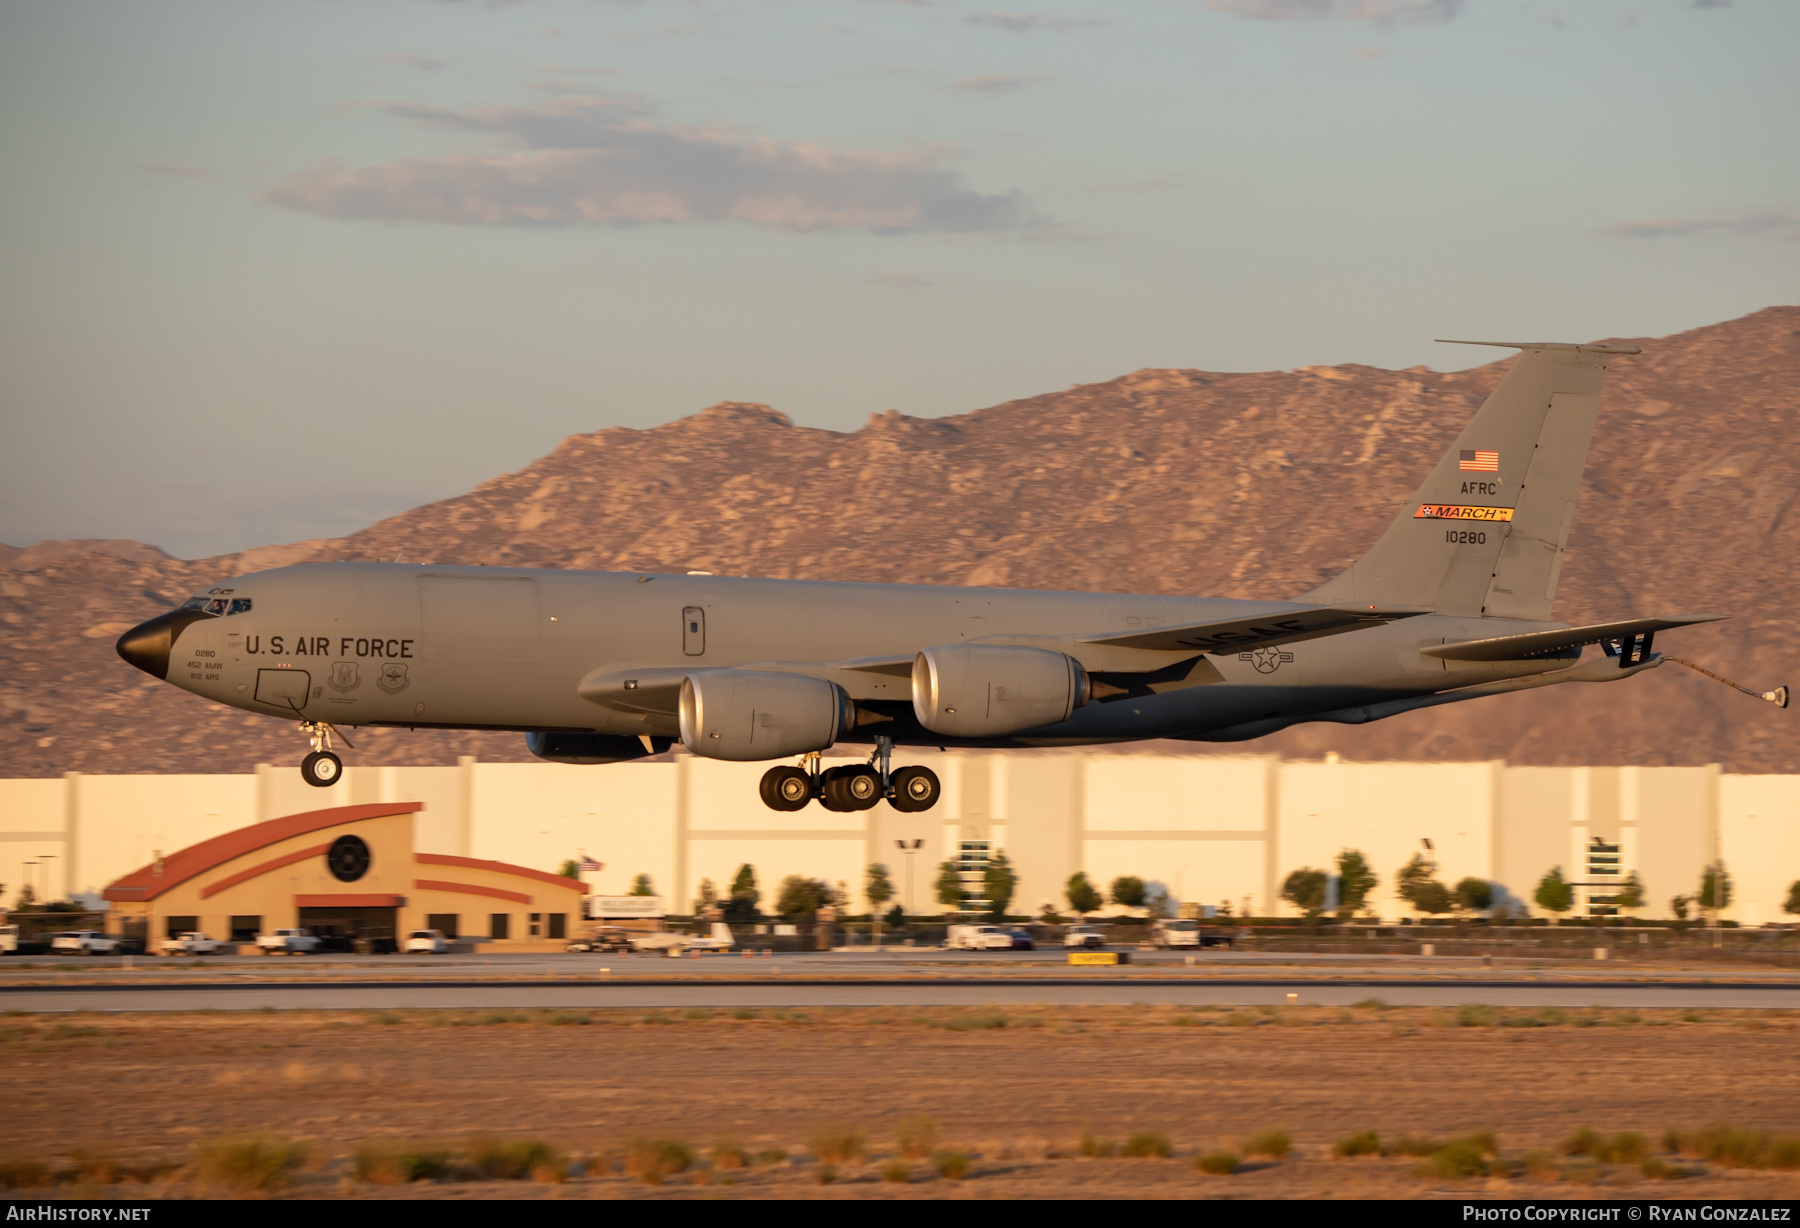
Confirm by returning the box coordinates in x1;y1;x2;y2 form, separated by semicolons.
1080;603;1426;654
1423;615;1725;662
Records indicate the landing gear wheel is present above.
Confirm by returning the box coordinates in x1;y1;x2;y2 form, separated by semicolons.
821;765;882;812
888;765;941;812
759;765;813;812
300;750;343;788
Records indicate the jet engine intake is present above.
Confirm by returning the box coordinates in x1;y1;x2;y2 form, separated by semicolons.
678;670;853;762
912;644;1088;737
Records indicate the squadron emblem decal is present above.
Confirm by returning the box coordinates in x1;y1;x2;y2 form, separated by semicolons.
377;663;412;694
327;661;362;693
1240;647;1295;674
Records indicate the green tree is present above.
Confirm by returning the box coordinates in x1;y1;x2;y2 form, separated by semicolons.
629;873;654;897
776;875;832;919
724;864;760;921
1065;872;1103;917
1335;849;1379;918
1397;853;1436;905
692;877;719;915
558;859;581;880
1534;867;1573;917
1110;876;1147;910
1615;871;1646;913
14;884;35;911
1453;877;1493;916
934;859;964;911
1412;880;1454;916
1670;893;1691;922
1784;881;1800;917
1697;861;1733;915
1281;868;1329;917
983;852;1017;920
866;863;895;912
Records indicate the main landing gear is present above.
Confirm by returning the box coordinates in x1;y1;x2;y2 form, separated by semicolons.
298;721;351;788
758;737;941;814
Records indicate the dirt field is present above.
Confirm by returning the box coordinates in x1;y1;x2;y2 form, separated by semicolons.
7;1002;1800;1199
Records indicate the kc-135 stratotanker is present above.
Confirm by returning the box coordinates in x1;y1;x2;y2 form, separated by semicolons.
116;341;1786;812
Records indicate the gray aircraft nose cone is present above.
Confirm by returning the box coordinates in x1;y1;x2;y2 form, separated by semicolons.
116;609;214;680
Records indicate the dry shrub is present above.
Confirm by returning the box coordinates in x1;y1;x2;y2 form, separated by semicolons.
353;1140;450;1185
1456;1004;1498;1028
1666;1125;1800;1170
623;1138;694;1185
1333;1131;1380;1158
756;1148;788;1166
1194;1151;1239;1175
896;1114;939;1159
711;1138;749;1170
0;1158;50;1189
1420;1141;1486;1179
70;1150;121;1184
933;1150;969;1180
1079;1132;1116;1157
881;1159;909;1184
466;1135;565;1182
194;1134;311;1194
811;1123;866;1164
1120;1131;1171;1158
1243;1128;1291;1159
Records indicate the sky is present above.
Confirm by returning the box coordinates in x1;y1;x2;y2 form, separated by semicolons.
1;0;1795;560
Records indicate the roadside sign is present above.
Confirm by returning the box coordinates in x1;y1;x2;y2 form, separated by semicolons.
587;895;666;919
1068;951;1130;966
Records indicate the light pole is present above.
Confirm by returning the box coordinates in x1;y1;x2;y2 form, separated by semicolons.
895;839;924;918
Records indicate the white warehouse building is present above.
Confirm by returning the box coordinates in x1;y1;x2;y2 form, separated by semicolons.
3;751;1797;924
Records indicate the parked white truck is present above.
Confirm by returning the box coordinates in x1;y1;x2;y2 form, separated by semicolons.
944;924;1015;951
256;929;321;955
629;922;737;957
160;931;227;956
51;931;119;956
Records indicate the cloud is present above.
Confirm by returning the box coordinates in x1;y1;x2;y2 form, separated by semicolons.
1208;0;1464;22
380;54;447;71
261;95;1037;234
1604;207;1799;242
947;73;1057;94
964;12;1107;32
134;162;209;180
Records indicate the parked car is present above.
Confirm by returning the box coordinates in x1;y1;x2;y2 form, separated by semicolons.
1151;919;1202;949
403;929;449;954
255;928;321;955
629;923;737;957
159;931;227;956
945;924;1015;951
50;931;119;956
1009;929;1036;951
1060;924;1107;950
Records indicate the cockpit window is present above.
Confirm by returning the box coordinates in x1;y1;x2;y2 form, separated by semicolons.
180;596;252;615
228;599;253;615
179;597;215;614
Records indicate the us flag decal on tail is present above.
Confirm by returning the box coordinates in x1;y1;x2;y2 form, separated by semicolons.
1459;449;1499;472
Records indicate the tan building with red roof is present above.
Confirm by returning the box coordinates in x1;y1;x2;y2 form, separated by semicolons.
102;801;585;950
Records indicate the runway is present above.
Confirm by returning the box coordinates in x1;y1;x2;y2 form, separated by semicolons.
9;975;1800;1012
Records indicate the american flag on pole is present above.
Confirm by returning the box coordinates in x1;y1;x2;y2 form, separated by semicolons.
580;856;604;872
1459;449;1499;472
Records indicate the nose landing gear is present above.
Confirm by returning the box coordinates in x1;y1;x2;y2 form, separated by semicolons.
298;721;350;788
755;738;940;813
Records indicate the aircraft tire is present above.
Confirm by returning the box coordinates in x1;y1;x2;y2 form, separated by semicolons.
759;765;812;812
300;751;343;788
888;765;941;812
821;765;882;812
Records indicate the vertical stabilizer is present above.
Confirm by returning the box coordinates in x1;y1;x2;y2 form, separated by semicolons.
1301;341;1637;619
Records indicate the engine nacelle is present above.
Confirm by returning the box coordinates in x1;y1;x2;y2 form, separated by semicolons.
912;644;1088;738
525;732;670;765
678;670;853;761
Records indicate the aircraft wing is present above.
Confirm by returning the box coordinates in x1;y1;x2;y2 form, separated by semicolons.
1422;615;1725;662
1077;603;1427;654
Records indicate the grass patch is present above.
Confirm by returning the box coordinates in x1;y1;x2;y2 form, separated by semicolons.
0;1158;50;1189
466;1135;566;1182
623;1138;694;1185
933;1013;1009;1031
353;1140;451;1184
1120;1131;1171;1158
711;1138;749;1171
1222;1012;1255;1027
1351;998;1390;1011
932;1150;969;1180
810;1123;866;1165
881;1159;910;1183
543;1011;591;1026
1194;1151;1239;1175
896;1114;939;1160
1562;1127;1647;1163
731;1009;760;1021
1333;1130;1381;1158
1243;1128;1291;1159
1666;1125;1800;1170
1079;1132;1116;1158
1168;1014;1198;1027
1455;1004;1498;1028
194;1134;311;1193
756;1148;788;1167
